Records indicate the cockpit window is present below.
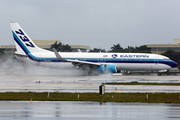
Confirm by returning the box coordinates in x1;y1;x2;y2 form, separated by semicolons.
163;58;170;60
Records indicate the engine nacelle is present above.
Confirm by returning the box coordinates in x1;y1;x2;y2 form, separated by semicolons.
97;65;121;73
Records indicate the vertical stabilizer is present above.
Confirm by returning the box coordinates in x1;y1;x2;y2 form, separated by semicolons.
10;22;49;55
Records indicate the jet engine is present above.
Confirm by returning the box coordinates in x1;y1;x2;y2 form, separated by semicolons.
97;65;121;73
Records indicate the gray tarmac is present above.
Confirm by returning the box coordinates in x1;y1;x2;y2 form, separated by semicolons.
0;75;180;93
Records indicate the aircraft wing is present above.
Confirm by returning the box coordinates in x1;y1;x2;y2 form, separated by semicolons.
67;59;101;68
52;48;101;68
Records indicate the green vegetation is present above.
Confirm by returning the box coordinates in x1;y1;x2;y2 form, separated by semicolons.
109;44;151;53
89;44;151;53
0;48;4;55
51;41;72;52
89;48;106;52
105;81;180;86
0;92;180;103
109;44;123;52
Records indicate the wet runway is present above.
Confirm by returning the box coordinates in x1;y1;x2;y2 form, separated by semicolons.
0;75;180;93
1;101;180;120
1;71;180;119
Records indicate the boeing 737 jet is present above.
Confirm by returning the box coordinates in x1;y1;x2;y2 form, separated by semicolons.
10;22;177;75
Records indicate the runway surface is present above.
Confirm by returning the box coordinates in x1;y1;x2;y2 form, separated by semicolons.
0;75;180;93
1;101;180;120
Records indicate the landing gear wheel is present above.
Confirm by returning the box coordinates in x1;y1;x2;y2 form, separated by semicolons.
158;73;161;76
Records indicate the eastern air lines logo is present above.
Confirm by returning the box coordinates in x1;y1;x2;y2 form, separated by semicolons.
112;54;117;58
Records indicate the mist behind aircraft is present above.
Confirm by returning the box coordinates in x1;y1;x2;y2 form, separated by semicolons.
0;55;86;76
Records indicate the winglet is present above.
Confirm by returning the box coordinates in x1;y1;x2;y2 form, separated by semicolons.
52;48;67;61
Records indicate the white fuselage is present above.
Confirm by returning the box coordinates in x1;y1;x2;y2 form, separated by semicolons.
15;52;175;71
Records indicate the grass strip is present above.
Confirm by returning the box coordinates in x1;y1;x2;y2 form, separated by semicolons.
104;81;180;86
0;92;180;103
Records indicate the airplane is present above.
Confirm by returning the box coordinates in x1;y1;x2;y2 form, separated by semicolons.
10;22;178;75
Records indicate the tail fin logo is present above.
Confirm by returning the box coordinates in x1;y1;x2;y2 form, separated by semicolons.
15;29;35;48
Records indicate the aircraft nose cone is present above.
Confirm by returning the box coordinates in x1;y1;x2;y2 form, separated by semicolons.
171;61;178;68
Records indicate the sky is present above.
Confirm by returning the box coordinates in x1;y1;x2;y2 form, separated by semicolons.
1;0;180;51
